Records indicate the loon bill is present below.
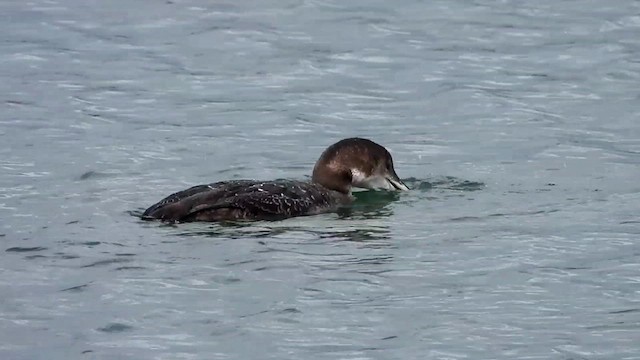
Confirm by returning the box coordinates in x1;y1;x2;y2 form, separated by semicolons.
142;137;409;222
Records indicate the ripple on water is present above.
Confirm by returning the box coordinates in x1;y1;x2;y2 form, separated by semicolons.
80;258;133;268
399;176;485;192
5;246;48;252
60;283;92;292
97;323;134;333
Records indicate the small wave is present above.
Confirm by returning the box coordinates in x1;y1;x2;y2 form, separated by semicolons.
6;246;47;253
403;176;485;191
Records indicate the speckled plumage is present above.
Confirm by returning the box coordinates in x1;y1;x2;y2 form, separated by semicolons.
142;137;408;222
142;180;352;222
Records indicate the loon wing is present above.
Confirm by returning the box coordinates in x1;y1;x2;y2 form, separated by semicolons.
141;180;256;221
183;181;342;222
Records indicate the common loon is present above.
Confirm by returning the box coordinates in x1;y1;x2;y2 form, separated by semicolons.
142;137;409;222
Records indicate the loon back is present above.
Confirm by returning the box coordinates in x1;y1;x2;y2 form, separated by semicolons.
142;180;351;222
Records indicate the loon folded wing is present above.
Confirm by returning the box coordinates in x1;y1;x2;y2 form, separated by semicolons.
141;180;256;221
183;181;337;222
142;184;211;218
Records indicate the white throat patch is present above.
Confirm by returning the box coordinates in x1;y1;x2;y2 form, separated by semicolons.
350;168;395;190
350;168;367;184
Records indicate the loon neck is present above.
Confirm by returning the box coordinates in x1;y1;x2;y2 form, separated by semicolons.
311;166;352;194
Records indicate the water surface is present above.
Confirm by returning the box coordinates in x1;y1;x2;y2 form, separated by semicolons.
1;0;639;359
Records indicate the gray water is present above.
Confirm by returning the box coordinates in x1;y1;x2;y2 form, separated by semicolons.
1;0;639;359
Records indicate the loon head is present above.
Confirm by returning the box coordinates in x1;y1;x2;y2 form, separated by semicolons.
312;138;409;194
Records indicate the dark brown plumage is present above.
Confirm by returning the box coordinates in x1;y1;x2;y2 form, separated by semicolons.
142;180;351;222
142;138;408;222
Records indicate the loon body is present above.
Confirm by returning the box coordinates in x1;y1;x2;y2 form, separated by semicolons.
142;138;408;222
